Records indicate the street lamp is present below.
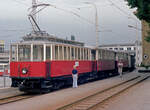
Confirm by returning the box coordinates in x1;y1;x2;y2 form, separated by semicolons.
84;2;99;60
128;17;141;67
84;2;99;48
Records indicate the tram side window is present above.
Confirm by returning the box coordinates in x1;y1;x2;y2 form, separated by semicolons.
68;47;70;60
98;50;100;60
46;46;51;60
59;46;63;60
88;49;90;60
104;50;107;60
18;45;31;61
33;45;43;61
64;46;67;60
11;45;17;61
112;52;115;60
71;47;74;60
84;49;86;60
75;48;78;60
85;49;87;60
81;48;83;60
55;45;58;60
78;48;80;60
108;51;111;60
86;49;88;60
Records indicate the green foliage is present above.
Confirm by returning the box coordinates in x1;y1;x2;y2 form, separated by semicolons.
127;0;150;42
140;63;150;69
127;0;150;23
145;32;150;42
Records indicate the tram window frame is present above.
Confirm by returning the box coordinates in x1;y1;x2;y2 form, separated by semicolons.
75;48;78;60
71;47;74;60
11;45;17;61
68;47;71;60
83;48;86;60
86;49;88;60
64;46;67;60
55;45;59;60
78;48;80;60
59;46;63;60
81;48;83;60
46;45;51;61
18;45;31;61
33;45;44;61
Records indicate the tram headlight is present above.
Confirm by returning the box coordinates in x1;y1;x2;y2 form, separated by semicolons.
22;68;28;74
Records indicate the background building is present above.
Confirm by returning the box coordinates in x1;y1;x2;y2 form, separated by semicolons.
99;42;142;66
142;20;150;66
0;41;9;75
0;40;4;53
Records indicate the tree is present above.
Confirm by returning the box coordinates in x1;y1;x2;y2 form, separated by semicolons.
127;0;150;23
126;0;150;41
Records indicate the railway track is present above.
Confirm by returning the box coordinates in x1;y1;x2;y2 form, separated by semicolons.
0;93;37;105
57;74;150;110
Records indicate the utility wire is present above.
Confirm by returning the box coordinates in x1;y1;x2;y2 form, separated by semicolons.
45;4;95;25
107;0;136;19
12;0;29;6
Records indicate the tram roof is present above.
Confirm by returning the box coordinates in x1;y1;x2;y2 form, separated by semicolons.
21;31;84;47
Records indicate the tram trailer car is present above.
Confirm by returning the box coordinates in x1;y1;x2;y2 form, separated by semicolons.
115;52;129;72
10;42;132;92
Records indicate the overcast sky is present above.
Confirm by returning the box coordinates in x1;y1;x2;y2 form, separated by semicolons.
0;0;141;48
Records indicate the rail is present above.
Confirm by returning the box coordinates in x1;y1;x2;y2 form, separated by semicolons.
0;93;38;105
57;74;150;110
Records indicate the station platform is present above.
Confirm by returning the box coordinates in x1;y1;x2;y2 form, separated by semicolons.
0;71;141;110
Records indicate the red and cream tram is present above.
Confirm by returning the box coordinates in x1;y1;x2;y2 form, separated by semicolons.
9;41;118;92
9;33;133;92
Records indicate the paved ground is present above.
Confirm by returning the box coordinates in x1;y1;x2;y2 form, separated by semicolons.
95;73;150;110
0;71;141;110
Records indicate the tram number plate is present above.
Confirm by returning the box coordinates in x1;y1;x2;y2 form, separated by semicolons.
75;61;79;66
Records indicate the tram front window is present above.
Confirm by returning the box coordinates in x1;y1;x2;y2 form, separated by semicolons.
33;45;43;61
18;45;31;61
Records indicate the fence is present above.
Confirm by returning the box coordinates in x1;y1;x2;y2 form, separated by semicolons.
0;67;11;88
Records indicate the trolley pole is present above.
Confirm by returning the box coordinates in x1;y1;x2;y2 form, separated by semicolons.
32;0;37;31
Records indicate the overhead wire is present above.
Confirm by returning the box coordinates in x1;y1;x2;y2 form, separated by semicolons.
107;0;137;19
12;0;29;6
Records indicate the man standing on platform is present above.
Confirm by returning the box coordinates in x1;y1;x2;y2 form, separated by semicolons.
72;65;78;88
118;60;123;77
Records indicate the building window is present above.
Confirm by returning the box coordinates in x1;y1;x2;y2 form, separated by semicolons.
0;46;4;53
127;47;131;50
119;48;124;50
134;47;136;50
114;48;118;50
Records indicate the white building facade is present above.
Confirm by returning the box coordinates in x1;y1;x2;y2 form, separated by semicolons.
0;41;9;74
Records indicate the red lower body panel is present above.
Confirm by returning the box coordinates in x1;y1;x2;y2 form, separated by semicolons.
50;61;94;77
10;62;48;78
97;60;115;71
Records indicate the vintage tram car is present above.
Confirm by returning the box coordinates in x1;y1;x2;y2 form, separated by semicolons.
9;34;134;92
